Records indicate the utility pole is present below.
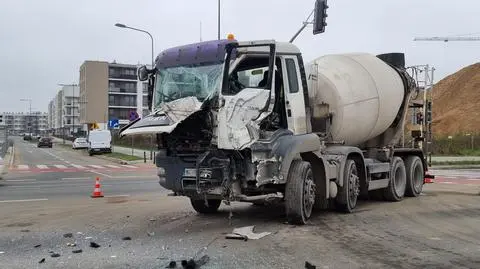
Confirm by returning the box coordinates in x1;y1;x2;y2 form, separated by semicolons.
217;0;221;40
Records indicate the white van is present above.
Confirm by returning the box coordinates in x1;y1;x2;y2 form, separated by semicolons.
87;130;112;156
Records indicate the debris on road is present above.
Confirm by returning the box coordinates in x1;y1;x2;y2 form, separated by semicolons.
72;249;82;254
167;260;176;268
0;251;4;254
77;232;83;235
20;229;30;232
50;253;60;258
122;236;132;241
89;242;100;248
85;236;92;240
63;233;73;238
111;255;117;258
305;261;317;269
225;226;271;240
39;258;45;264
147;231;155;237
149;218;156;221
67;243;77;247
34;244;42;248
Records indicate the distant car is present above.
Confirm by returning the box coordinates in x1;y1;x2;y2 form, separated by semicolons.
72;137;89;149
23;134;32;141
37;137;53;148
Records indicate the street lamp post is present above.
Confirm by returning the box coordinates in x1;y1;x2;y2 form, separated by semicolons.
20;98;32;135
115;22;155;158
114;23;154;67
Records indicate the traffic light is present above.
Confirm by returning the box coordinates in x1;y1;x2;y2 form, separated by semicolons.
313;0;328;35
426;101;432;123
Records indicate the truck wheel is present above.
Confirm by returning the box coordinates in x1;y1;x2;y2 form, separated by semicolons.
384;157;406;201
285;160;315;225
335;159;360;213
405;156;424;197
190;198;221;214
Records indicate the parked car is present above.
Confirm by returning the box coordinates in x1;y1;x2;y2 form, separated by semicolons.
87;130;112;156
23;134;32;141
37;137;53;148
72;137;89;149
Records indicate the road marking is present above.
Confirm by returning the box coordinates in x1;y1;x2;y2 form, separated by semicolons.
61;177;90;180
17;165;29;170
104;194;130;198
89;165;104;169
71;164;86;169
466;178;480;181
53;164;68;169
121;165;138;169
6;179;36;182
105;165;120;168
0;198;48;203
441;181;454;184
88;170;112;178
37;165;48;169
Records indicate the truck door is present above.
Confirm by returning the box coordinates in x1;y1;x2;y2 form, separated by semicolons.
281;55;307;134
217;42;277;150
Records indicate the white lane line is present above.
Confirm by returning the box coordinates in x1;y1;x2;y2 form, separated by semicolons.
61;177;90;180
17;165;29;170
53;165;68;169
105;165;120;168
88;170;112;178
89;165;104;169
6;179;36;182
466;178;480;181
441;181;454;184
104;194;130;198
0;198;48;203
71;164;86;169
37;165;48;169
121;165;138;169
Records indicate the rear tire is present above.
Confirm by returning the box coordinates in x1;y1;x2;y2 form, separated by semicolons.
405;156;424;197
190;198;221;214
384;157;406;201
285;160;315;225
335;159;360;213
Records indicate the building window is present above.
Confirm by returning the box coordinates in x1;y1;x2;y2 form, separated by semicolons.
108;95;137;107
142;96;148;107
285;58;299;93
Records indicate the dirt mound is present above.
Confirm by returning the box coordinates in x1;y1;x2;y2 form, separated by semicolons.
432;62;480;136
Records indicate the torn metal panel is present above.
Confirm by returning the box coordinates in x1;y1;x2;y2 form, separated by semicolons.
255;159;282;186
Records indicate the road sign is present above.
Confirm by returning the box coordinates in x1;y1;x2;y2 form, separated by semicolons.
129;111;139;122
108;119;119;129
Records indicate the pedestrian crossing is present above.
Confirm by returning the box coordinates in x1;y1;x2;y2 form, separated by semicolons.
10;164;142;172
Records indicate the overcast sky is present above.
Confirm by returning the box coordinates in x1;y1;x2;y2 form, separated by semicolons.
1;0;479;113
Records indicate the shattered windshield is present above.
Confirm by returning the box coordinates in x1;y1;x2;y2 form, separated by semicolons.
154;62;223;109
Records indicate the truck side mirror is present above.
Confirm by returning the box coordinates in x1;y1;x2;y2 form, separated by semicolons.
313;0;328;35
138;65;149;81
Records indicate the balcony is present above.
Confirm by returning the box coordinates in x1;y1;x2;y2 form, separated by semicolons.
109;74;138;80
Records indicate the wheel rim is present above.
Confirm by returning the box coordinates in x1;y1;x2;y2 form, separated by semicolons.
394;164;406;197
303;169;315;218
412;161;423;193
348;162;359;208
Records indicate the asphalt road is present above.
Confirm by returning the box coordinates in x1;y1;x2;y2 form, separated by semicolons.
1;137;480;268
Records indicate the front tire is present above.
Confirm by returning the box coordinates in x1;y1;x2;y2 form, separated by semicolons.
285;160;315;225
384;157;407;201
405;156;424;197
335;159;360;213
190;198;221;214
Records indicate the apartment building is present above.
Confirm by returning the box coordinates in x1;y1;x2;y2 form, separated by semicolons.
79;61;148;130
46;85;80;136
0;112;48;135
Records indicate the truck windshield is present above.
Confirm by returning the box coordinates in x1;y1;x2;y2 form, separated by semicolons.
154;62;223;109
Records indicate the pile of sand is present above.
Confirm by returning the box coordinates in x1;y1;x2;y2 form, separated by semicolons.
432;62;480;136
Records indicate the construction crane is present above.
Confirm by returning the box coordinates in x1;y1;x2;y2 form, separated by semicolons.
414;36;480;42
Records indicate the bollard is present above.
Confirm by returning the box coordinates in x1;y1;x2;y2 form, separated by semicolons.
144;152;146;163
153;152;156;164
150;151;153;160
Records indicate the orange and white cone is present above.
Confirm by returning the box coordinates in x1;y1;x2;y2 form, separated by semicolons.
91;177;104;198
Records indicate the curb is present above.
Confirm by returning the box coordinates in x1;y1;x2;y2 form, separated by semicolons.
93;154;130;165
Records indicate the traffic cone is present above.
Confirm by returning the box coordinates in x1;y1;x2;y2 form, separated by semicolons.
91;177;104;198
424;174;434;184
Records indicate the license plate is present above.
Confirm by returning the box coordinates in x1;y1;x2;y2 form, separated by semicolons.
183;168;197;177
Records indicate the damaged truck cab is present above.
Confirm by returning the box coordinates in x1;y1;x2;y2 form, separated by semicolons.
120;37;429;224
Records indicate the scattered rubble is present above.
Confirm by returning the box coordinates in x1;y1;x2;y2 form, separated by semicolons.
50;253;61;258
34;244;41;248
167;260;176;268
38;258;45;264
89;242;100;248
305;261;317;269
122;236;132;241
225;226;271;240
72;249;82;254
63;233;73;238
20;229;30;232
147;231;155;237
66;243;77;247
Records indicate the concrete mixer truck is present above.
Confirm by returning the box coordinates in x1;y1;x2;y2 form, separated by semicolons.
120;0;432;224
